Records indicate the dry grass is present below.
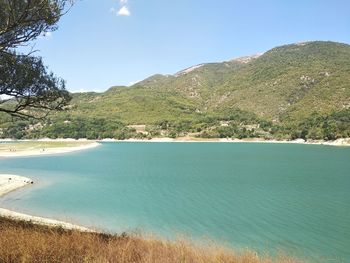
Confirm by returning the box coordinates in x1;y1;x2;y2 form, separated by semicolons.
0;217;301;263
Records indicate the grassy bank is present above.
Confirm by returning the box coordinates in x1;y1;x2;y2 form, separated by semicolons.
0;217;301;263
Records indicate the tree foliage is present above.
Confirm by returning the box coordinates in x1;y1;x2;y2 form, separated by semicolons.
0;0;72;51
0;0;73;118
0;52;70;118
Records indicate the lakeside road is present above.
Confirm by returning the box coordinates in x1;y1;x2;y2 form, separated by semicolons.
0;174;93;232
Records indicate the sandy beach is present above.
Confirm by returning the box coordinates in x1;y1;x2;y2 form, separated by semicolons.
0;174;33;197
0;174;93;232
103;137;350;146
0;141;100;157
0;141;99;231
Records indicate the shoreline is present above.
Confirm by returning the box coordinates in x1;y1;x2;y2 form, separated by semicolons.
0;174;93;232
2;137;350;146
0;141;101;158
0;138;348;158
101;137;350;146
0;137;348;234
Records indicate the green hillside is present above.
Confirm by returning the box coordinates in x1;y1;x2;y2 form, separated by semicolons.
216;41;350;121
1;41;350;140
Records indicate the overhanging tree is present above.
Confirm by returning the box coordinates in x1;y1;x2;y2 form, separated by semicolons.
0;0;73;118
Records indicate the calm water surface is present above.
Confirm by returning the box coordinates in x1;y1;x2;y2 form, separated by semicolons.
0;142;349;262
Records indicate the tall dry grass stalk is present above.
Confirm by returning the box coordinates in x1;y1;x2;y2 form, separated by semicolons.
0;217;301;263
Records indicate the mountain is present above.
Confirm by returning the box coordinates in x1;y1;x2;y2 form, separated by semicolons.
1;41;350;140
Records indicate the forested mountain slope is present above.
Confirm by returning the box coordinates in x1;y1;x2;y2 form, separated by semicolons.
1;41;349;140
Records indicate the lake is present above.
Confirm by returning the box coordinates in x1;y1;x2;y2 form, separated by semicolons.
0;142;349;262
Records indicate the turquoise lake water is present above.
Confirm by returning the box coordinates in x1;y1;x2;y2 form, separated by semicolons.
0;142;349;262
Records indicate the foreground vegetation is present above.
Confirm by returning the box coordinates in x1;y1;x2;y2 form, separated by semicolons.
0;217;300;263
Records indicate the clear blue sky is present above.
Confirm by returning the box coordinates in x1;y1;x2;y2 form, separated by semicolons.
30;0;350;92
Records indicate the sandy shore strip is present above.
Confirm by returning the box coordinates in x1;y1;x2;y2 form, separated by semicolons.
0;174;33;197
0;174;93;232
102;137;350;146
0;141;100;157
1;138;349;151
